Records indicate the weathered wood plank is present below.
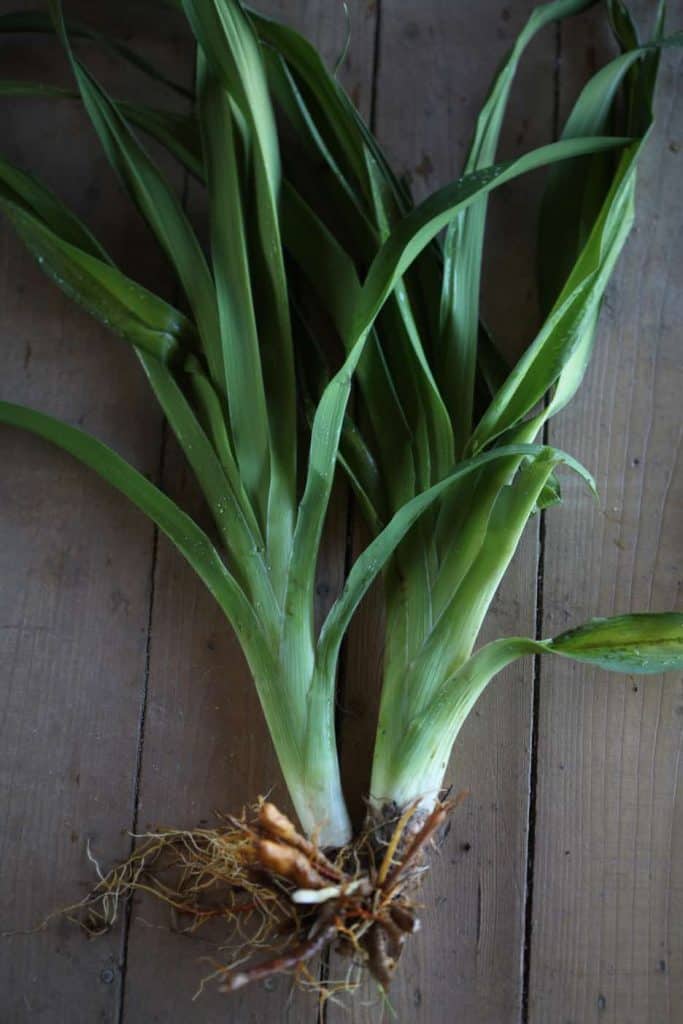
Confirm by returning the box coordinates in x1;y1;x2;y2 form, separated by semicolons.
529;3;683;1022
4;3;679;1022
330;2;556;1020
0;2;191;1020
119;4;378;1021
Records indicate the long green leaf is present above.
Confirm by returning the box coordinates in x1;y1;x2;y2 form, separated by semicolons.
354;136;628;353
139;356;280;629
0;151;107;257
0;149;198;370
363;151;454;492
607;0;641;50
374;634;548;803
439;0;595;452
263;48;377;262
283;182;417;513
529;30;680;445
287;135;624;636
197;54;270;529
248;6;371;197
379;608;683;805
363;154;445;689
253;2;445;383
0;400;256;640
469;145;635;454
292;302;386;530
0;9;192;98
425;454;572;672
432;421;541;617
539;32;682;310
47;0;226;396
300;135;627;527
376;447;595;733
183;357;265;546
317;444;594;672
1;193;193;364
181;0;297;597
0;79;204;179
548;613;683;673
116;103;203;180
409;611;683;772
0;151;271;609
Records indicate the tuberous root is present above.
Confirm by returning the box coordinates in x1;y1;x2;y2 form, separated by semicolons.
57;794;466;999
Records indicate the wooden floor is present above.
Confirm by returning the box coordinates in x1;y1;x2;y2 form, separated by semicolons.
1;2;681;1021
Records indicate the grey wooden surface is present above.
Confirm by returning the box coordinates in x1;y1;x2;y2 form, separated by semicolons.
0;2;681;1022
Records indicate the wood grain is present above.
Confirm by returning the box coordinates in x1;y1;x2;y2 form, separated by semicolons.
330;2;555;1020
528;3;683;1022
0;2;191;1019
1;2;681;1022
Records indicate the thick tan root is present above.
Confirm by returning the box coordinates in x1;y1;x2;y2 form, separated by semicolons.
57;794;466;999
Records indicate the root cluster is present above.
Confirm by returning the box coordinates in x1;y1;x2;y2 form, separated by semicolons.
60;795;463;998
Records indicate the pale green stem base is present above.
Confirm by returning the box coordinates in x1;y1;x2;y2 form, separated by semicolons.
249;643;352;849
370;639;530;810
